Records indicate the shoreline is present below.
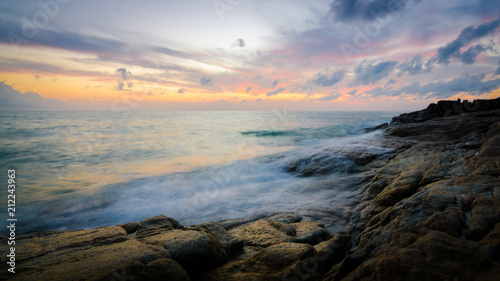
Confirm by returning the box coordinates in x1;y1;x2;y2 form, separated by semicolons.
2;98;500;280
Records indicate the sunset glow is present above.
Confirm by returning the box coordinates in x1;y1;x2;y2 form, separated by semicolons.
1;0;500;111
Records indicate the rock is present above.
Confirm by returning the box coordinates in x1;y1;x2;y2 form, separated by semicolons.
374;170;423;206
134;258;191;281
136;215;184;238
122;222;139;234
313;232;351;275
467;194;497;241
138;228;228;271
229;219;332;248
292;221;332;244
218;212;298;230
229;220;296;247
201;222;244;257
419;207;465;237
202;242;319;281
13;226;130;262
364;122;389;132
10;239;171;281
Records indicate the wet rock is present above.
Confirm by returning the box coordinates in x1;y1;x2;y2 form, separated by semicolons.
139;228;227;271
374;170;423;206
201;222;244;257
292;221;332;245
202;242;319;281
122;222;139;234
134;258;191;281
313;232;351;275
419;207;465;237
136;215;184;238
229;220;297;247
11;239;170;281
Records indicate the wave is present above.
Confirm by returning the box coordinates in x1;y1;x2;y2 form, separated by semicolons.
240;130;296;137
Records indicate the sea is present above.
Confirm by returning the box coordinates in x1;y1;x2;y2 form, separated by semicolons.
0;111;400;233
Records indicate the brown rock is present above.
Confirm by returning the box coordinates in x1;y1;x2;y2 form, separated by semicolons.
139;228;227;271
136;215;183;238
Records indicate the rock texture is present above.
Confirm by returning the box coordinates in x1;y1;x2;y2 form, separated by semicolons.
325;99;500;281
2;98;500;280
3;213;341;281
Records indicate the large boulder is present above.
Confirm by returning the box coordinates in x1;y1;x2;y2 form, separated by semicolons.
138;227;228;271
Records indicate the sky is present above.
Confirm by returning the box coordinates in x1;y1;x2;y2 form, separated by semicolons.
1;0;500;111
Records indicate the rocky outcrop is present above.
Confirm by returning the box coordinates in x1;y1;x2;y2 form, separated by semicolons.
326;101;500;281
391;97;500;123
4;213;343;281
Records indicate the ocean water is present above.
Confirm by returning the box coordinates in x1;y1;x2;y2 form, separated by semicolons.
0;111;398;233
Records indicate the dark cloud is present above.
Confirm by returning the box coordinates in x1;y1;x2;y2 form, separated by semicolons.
385;79;396;87
272;79;279;88
495;61;500;75
200;76;213;86
0;82;67;110
0;16;128;54
245;86;252;93
346;89;358;95
233;38;245;47
317;92;341;101
436;17;500;64
367;73;500;98
312;70;346;87
115;68;133;90
351;60;397;86
398;55;432;76
178;88;185;93
267;87;286;96
328;0;418;22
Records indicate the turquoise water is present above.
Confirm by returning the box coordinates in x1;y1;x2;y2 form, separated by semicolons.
0;111;398;233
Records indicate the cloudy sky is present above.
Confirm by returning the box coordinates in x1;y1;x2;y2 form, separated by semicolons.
1;0;500;111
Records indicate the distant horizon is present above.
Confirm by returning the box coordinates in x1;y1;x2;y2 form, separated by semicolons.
1;1;500;111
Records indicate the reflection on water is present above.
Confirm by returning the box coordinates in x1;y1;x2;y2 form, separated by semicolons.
0;111;398;233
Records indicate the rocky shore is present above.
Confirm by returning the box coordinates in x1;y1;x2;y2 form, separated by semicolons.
3;98;500;281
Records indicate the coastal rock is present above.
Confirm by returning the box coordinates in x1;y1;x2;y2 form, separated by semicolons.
374;169;423;206
292;221;332;244
133;258;191;281
11;238;171;281
13;226;130;262
136;215;184;238
202;242;319;281
139;228;228;271
229;220;297;247
229;219;331;248
201;222;244;257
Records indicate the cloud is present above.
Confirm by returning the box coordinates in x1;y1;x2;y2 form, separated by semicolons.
267;87;286;96
245;86;252;93
0;82;67;110
178;88;185;93
398;55;432;76
115;68;133;90
346;89;358;95
367;73;500;98
233;38;245;47
200;76;213;86
385;79;396;87
351;60;397;86
312;70;346;87
317;92;341;101
328;0;417;22
495;61;500;75
272;79;279;88
436;17;500;64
